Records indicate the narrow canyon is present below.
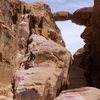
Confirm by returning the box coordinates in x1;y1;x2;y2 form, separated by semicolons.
0;0;100;100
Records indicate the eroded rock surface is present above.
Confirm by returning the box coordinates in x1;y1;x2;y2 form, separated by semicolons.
14;34;71;100
53;7;92;26
0;0;20;99
54;0;100;88
0;0;71;100
73;0;100;88
53;11;72;21
1;0;100;100
54;87;100;100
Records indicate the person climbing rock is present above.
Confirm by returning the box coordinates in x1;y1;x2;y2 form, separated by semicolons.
20;52;36;69
25;52;36;69
29;29;36;42
27;28;36;44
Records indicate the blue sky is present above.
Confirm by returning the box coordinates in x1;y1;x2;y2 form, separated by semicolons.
23;0;94;54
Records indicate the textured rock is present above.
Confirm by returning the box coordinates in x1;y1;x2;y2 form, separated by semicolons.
53;11;72;21
73;0;100;88
90;0;100;88
2;0;100;100
0;1;72;100
52;6;96;90
0;0;20;99
73;48;86;68
14;34;71;100
68;66;88;89
71;7;92;26
23;1;65;46
54;87;100;100
53;7;92;26
52;0;100;89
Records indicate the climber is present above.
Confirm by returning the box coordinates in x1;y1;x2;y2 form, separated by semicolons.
20;52;36;69
27;28;36;45
25;52;36;69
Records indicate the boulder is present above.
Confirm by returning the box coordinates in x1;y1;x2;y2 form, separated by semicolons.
54;87;100;100
14;34;71;100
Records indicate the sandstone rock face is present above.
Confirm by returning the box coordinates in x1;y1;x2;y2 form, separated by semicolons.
90;0;100;88
73;48;86;68
53;0;100;89
71;7;92;26
53;7;92;26
53;11;72;21
14;34;71;100
54;87;100;100
0;0;71;100
68;66;88;89
0;0;20;99
53;0;100;88
1;0;100;100
73;0;100;88
23;1;65;47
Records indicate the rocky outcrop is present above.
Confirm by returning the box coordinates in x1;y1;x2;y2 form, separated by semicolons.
0;0;20;99
23;1;65;47
90;0;100;88
1;0;100;100
73;48;86;68
54;0;100;88
71;7;92;26
73;0;100;88
14;34;71;100
54;87;100;100
53;7;92;26
0;0;71;100
53;11;72;21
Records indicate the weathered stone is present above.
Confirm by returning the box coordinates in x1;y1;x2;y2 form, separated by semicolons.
2;0;100;99
54;87;100;100
68;66;88;89
73;0;100;88
71;7;92;26
0;0;20;99
53;11;72;21
73;48;86;68
90;0;100;88
81;27;94;44
21;1;65;46
14;34;71;100
53;7;92;26
0;0;72;99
